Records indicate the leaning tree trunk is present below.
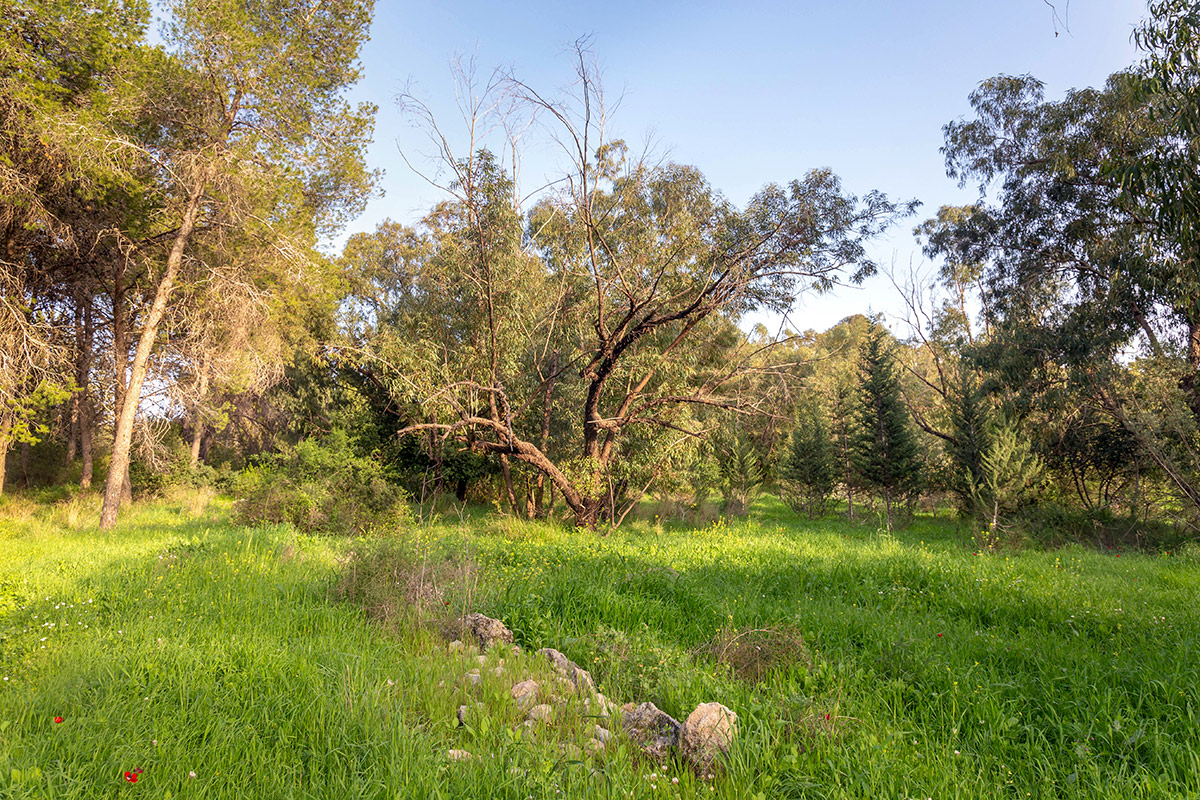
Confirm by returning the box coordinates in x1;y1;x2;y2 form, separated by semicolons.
100;179;207;530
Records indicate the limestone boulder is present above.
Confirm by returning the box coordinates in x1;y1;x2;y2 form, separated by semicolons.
621;701;680;761
679;702;737;771
464;613;514;651
537;647;596;694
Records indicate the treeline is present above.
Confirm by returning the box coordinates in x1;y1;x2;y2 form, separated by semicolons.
3;1;1200;543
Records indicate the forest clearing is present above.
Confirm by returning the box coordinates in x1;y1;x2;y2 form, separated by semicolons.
4;0;1200;796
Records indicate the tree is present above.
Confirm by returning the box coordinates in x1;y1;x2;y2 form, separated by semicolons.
386;52;913;529
97;0;377;528
851;325;924;530
945;361;994;517
779;406;836;518
936;65;1200;522
0;0;149;493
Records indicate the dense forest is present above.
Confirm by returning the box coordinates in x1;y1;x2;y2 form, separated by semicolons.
4;0;1200;546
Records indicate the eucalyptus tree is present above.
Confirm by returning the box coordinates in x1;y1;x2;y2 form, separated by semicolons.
933;65;1200;520
97;0;377;528
387;54;913;529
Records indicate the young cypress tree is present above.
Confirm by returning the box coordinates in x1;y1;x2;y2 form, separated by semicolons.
946;361;994;517
779;408;836;518
851;326;924;530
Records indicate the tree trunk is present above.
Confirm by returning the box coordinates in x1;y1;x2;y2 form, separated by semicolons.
79;297;94;489
499;454;519;515
189;355;210;469
101;177;208;530
0;412;11;496
111;264;133;506
534;350;559;518
79;393;93;489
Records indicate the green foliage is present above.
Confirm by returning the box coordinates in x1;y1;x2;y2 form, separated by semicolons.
712;432;765;516
233;430;409;534
779;409;836;518
945;363;994;517
850;326;924;527
974;418;1045;531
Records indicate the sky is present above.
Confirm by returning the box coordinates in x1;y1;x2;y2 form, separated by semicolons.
339;0;1149;335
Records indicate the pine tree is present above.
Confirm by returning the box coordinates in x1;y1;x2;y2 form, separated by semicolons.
946;361;993;517
851;326;924;530
779;408;836;518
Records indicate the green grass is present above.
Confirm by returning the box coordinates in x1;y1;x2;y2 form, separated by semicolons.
0;491;1197;799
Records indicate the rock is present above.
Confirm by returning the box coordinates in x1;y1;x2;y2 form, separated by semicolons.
511;679;539;709
586;693;615;718
476;654;488;664
448;640;468;654
584;738;606;757
464;613;514;651
447;749;474;761
621;702;681;761
593;725;612;743
538;647;596;694
491;665;505;677
679;703;738;771
527;703;553;723
462;670;481;686
560;743;583;760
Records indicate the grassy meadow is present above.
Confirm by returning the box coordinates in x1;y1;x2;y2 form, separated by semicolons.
0;491;1197;799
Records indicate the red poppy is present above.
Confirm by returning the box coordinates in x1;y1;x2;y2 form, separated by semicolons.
937;633;943;637
124;772;136;783
824;713;831;721
53;716;63;724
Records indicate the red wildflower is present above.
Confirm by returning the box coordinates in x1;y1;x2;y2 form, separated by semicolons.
824;713;831;721
937;633;943;637
53;716;63;723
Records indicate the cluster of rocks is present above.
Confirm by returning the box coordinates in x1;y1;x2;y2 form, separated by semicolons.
446;614;737;773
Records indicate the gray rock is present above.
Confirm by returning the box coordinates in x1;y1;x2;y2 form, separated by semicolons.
464;613;514;651
593;724;612;743
510;679;539;709
584;738;606;757
462;669;481;686
527;703;553;723
621;701;680;761
679;702;738;771
537;647;596;694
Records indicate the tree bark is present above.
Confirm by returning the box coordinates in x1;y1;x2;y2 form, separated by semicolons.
0;412;11;496
111;263;133;506
79;392;93;489
100;177;208;529
79;299;94;489
189;354;210;468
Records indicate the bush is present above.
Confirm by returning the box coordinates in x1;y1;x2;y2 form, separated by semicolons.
233;430;410;534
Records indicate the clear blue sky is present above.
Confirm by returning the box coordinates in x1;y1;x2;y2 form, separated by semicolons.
342;0;1149;334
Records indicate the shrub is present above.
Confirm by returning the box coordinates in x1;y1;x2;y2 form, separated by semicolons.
233;430;410;534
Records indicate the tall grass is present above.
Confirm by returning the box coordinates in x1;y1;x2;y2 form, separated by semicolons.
0;491;1197;798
